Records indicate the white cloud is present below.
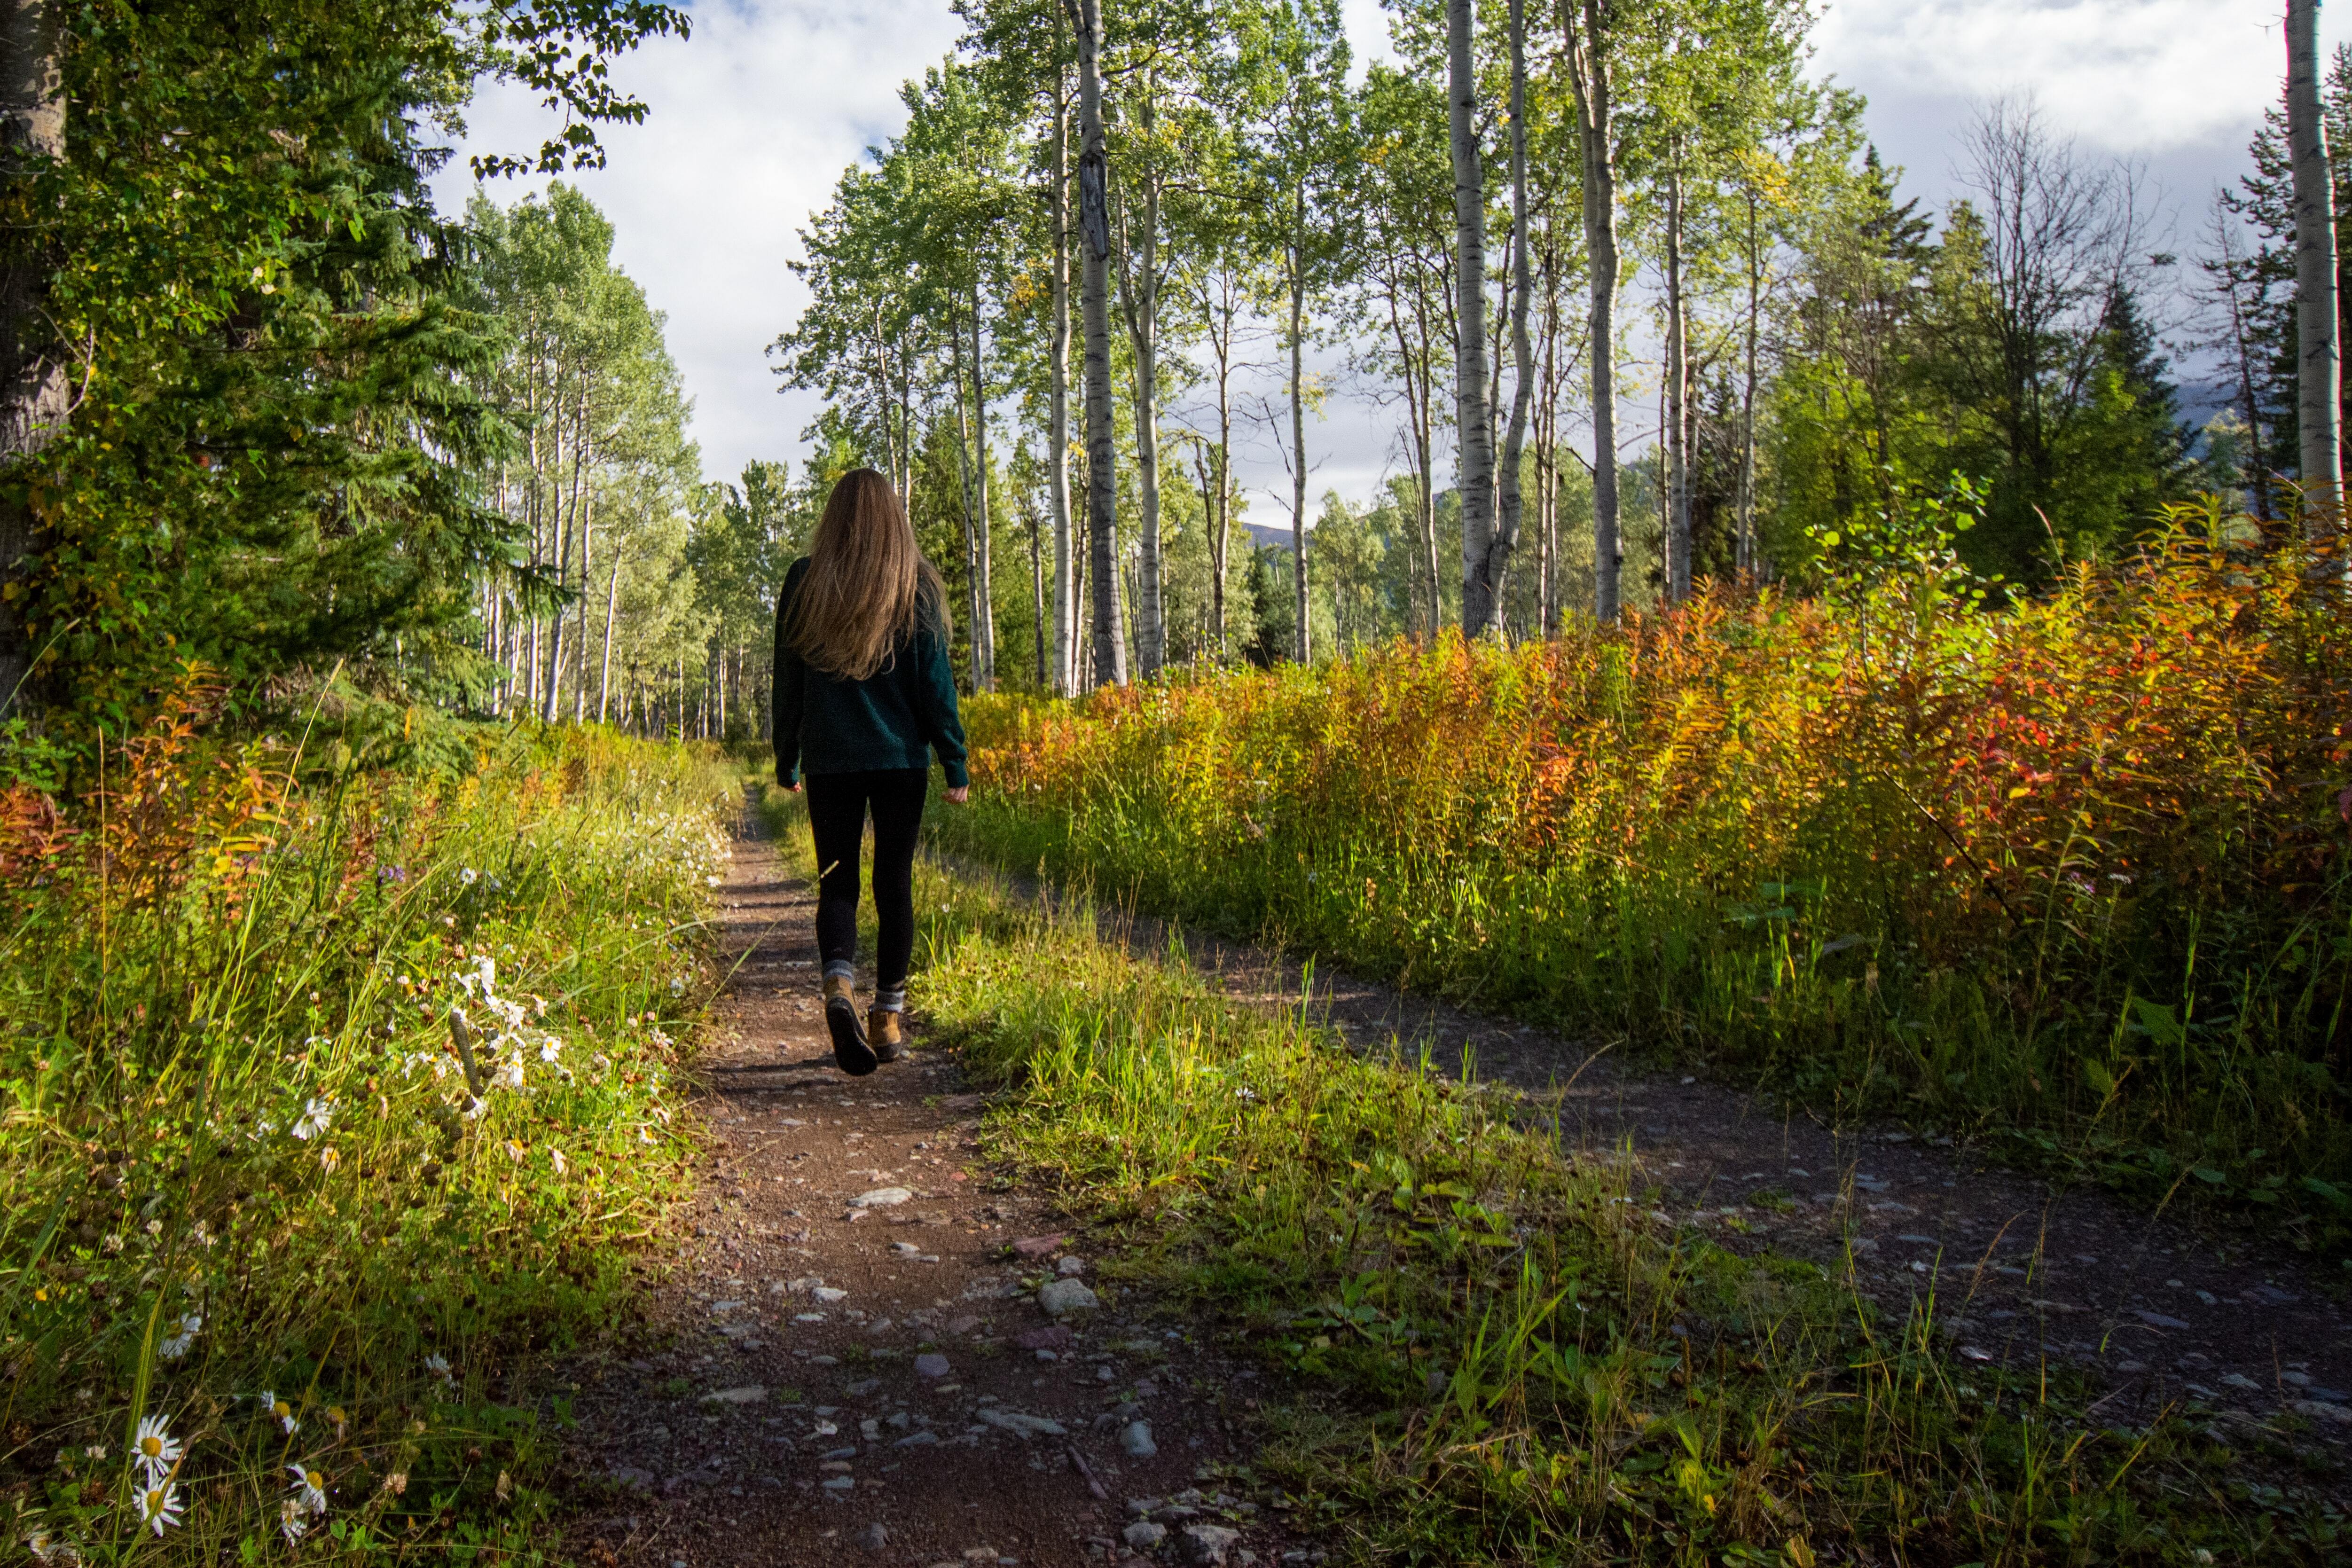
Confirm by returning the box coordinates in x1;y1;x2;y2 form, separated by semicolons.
431;0;2319;509
431;1;967;490
1813;0;2333;156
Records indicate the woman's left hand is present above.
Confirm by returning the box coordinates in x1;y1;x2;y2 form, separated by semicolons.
945;786;970;805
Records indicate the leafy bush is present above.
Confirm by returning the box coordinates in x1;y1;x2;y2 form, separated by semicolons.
941;499;2352;1247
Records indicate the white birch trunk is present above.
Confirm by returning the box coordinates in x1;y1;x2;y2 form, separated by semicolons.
1568;0;1623;620
0;0;64;707
1448;0;1497;635
1073;0;1126;686
1488;0;1535;637
2289;0;2342;516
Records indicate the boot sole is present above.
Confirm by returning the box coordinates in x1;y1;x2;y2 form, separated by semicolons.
827;996;878;1076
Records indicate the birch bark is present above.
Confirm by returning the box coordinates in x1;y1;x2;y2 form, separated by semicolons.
1486;0;1535;637
1568;0;1623;619
1448;0;1497;634
0;0;63;707
1072;0;1126;685
2289;0;2342;514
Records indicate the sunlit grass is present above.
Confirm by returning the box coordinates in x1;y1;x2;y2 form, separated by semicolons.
863;821;2339;1565
0;701;733;1563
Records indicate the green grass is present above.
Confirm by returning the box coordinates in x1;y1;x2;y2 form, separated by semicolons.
0;718;734;1563
730;777;2349;1565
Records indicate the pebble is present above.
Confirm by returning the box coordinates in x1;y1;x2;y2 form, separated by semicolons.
1121;1420;1158;1458
948;1315;985;1335
700;1386;765;1404
1016;1325;1076;1351
1057;1254;1087;1276
1039;1279;1100;1316
814;1286;849;1304
915;1353;953;1379
2134;1310;2192;1330
1124;1521;1168;1549
849;1187;913;1208
1181;1524;1242;1565
1011;1233;1068;1259
977;1408;1068;1438
821;1475;856;1491
857;1521;889;1552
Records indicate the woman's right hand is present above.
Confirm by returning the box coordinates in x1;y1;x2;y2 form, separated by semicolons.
944;786;969;805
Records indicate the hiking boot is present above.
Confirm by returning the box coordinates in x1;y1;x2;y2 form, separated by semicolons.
868;1008;905;1063
823;974;876;1076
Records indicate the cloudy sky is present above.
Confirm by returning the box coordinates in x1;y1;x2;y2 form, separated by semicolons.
426;0;2337;514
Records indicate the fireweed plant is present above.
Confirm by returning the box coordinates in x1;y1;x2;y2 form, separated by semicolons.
754;786;2344;1566
935;498;2352;1253
0;692;731;1562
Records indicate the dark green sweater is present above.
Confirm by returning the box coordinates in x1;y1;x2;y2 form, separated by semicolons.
771;557;970;789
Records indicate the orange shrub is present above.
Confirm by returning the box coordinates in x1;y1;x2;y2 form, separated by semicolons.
946;501;2352;1239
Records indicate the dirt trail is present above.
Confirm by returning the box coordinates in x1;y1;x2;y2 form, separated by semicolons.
973;866;2352;1445
554;809;1298;1568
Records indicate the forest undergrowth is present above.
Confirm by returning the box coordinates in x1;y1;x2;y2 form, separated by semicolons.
0;683;733;1564
889;817;2343;1566
934;499;2352;1262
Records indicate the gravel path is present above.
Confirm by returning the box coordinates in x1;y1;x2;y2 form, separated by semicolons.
551;809;1300;1568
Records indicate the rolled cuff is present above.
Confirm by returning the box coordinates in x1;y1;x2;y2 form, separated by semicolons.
939;757;969;790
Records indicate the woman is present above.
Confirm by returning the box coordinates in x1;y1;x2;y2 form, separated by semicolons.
772;468;969;1076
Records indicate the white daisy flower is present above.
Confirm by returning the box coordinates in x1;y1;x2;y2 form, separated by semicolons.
24;1529;78;1565
538;1039;561;1063
424;1354;454;1386
132;1414;180;1481
279;1499;308;1542
290;1099;332;1141
259;1391;298;1435
669;977;685;997
159;1313;201;1360
494;1059;525;1091
550;1148;567;1176
287;1464;328;1515
460;867;478;886
134;1480;182;1536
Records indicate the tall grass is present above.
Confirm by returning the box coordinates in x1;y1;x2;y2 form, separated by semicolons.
0;686;733;1563
936;501;2352;1250
884;833;2339;1566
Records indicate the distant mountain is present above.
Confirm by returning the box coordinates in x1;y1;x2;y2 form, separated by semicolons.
1246;522;1296;552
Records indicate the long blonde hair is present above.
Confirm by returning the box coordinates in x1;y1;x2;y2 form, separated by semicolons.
785;468;948;681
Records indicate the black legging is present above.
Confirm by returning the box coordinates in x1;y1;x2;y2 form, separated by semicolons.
804;768;928;994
